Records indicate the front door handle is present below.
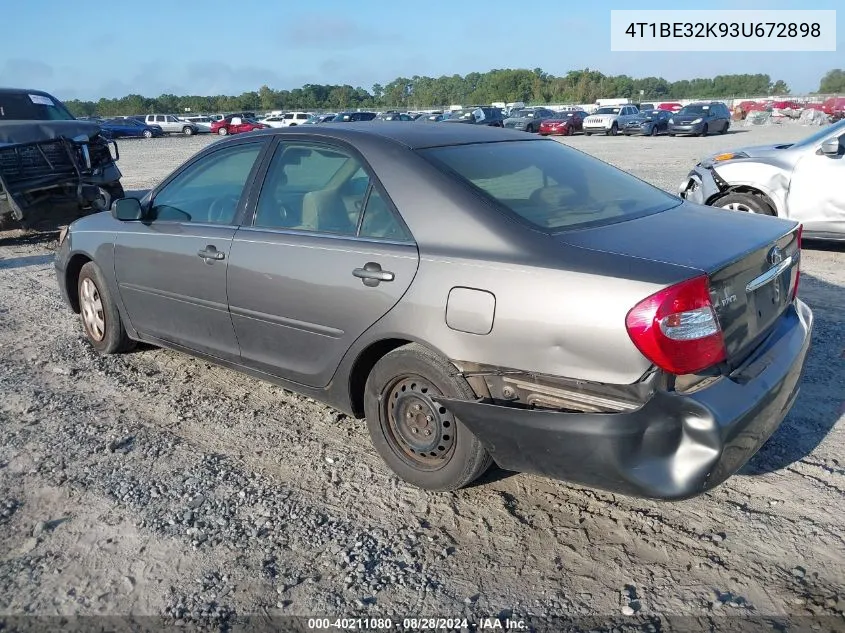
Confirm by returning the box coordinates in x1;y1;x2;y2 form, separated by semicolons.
198;245;225;262
353;262;394;287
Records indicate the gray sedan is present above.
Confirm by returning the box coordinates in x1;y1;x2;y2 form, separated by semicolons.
55;123;812;499
503;108;556;133
679;118;845;240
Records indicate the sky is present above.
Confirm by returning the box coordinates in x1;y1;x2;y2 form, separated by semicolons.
0;0;841;101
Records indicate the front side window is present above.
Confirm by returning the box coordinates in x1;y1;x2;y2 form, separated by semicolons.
420;140;680;232
149;143;264;224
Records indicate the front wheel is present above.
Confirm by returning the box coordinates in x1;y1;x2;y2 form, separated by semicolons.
608;123;618;136
77;262;135;354
143;129;153;138
584;132;592;136
650;125;658;136
712;192;775;216
699;124;709;137
364;344;493;491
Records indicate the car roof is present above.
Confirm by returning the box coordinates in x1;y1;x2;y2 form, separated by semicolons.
0;87;55;96
245;121;543;150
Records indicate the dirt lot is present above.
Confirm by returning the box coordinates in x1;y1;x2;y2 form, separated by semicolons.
1;123;843;632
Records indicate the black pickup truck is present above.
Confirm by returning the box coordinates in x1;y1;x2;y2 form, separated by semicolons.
0;88;124;229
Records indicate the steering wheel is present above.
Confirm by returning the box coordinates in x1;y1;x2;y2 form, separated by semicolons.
208;194;240;224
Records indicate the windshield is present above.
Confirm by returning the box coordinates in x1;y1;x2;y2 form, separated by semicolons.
0;91;76;121
595;107;621;115
677;104;710;115
792;118;845;148
419;140;679;231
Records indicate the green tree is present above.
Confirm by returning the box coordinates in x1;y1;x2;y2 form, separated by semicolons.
769;80;790;95
818;69;845;93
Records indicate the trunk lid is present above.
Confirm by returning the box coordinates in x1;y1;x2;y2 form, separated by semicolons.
556;203;801;366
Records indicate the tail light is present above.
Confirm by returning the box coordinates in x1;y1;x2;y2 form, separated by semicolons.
792;224;802;300
625;275;726;375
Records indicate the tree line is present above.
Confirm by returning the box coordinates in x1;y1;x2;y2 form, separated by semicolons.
62;67;841;118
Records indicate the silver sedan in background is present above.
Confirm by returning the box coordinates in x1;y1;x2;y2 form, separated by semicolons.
680;119;845;240
54;124;812;500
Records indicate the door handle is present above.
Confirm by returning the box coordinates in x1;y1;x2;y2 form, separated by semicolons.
353;262;394;287
198;245;225;261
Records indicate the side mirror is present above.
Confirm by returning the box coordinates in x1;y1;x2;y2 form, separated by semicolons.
111;197;144;221
820;137;841;156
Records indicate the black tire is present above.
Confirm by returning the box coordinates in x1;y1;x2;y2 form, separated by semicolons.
364;343;493;491
608;122;618;136
183;126;194;136
218;127;228;136
143;129;153;138
699;123;709;137
526;124;534;133
712;192;775;216
650;125;658;136
668;133;675;137
721;121;730;134
584;132;592;136
77;262;135;354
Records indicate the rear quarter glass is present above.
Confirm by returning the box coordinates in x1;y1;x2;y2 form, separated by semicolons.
418;140;680;232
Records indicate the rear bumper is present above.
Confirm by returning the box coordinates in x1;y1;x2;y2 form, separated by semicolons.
435;300;813;500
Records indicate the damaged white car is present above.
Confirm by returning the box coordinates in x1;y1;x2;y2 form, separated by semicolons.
679;119;845;240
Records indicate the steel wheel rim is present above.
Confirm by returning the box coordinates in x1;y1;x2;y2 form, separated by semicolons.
382;375;456;471
720;202;755;213
80;278;106;341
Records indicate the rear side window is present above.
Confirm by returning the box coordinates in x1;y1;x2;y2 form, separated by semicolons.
0;92;75;120
419;140;680;232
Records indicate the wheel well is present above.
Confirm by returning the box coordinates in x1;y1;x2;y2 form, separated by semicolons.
708;186;778;215
348;338;412;418
65;254;92;313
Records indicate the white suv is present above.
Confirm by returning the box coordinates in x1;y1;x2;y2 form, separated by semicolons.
276;112;311;127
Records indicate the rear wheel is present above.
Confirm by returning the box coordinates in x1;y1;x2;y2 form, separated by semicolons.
712;192;775;216
364;343;493;491
183;126;194;136
218;127;228;135
77;262;135;354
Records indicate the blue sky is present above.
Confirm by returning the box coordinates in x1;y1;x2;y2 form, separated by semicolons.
1;0;841;101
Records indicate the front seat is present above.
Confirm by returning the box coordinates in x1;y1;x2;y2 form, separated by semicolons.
300;189;355;234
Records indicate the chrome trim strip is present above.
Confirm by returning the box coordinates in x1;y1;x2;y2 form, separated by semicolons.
745;255;793;293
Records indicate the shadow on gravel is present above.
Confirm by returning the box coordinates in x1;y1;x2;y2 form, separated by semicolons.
0;230;59;248
0;254;54;270
742;269;844;476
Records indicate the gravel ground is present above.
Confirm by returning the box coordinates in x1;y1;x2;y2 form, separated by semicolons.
0;123;843;632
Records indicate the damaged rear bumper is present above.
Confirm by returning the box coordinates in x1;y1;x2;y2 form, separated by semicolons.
435;300;813;500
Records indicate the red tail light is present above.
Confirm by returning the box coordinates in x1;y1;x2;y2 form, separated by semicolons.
625;275;726;375
792;224;802;300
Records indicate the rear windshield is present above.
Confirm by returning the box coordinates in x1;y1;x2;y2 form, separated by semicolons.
0;92;75;121
419;140;680;231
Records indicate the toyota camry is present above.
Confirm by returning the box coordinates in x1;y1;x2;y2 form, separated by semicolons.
54;123;812;499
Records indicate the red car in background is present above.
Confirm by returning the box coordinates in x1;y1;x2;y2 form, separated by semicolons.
211;115;267;136
539;110;587;136
822;97;845;116
657;103;683;112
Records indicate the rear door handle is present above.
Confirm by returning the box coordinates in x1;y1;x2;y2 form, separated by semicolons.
198;245;225;261
353;262;394;287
